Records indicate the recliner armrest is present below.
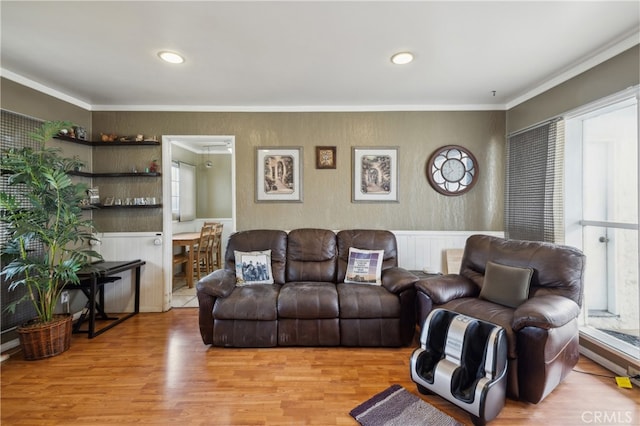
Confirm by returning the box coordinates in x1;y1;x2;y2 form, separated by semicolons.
512;295;581;331
415;274;479;304
196;269;237;299
381;267;418;293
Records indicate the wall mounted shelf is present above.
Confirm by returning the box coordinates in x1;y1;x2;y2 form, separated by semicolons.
69;171;161;178
54;134;160;146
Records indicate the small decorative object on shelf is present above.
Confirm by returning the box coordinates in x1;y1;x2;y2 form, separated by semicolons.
73;126;87;141
149;159;159;173
87;187;100;205
101;133;118;142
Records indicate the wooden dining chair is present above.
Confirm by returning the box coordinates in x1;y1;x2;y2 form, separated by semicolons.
193;224;215;281
172;252;190;287
211;223;224;271
203;222;224;272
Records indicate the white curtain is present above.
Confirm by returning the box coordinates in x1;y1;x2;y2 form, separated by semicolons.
179;162;196;222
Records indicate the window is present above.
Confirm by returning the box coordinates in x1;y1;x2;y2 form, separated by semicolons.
566;93;639;360
171;161;196;222
171;161;180;221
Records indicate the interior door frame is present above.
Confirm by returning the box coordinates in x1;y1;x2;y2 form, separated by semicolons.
161;135;236;311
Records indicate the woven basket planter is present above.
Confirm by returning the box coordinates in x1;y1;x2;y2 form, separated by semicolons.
17;315;72;361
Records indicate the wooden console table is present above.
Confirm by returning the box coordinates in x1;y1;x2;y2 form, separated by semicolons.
69;259;145;338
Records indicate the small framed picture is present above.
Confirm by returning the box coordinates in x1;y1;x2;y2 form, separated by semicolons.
103;197;114;206
315;146;336;169
352;147;399;203
256;147;303;202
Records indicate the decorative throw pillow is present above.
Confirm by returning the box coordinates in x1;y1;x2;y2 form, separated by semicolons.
234;250;274;285
479;261;533;308
344;247;384;285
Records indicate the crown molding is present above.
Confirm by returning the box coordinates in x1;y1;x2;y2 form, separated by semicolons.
505;28;640;110
1;69;92;111
90;103;505;112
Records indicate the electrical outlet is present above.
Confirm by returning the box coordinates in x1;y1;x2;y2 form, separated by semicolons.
61;291;69;304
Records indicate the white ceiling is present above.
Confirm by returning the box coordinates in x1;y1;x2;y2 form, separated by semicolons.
1;1;639;111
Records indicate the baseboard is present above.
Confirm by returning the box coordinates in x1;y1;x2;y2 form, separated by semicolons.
1;338;20;357
579;345;640;387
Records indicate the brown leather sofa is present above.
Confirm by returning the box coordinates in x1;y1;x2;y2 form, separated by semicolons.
197;228;418;347
415;234;585;404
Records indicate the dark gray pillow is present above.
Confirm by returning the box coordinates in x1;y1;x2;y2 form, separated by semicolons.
479;261;533;308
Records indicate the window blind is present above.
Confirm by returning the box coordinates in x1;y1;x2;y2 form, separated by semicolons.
505;119;565;243
1;110;42;334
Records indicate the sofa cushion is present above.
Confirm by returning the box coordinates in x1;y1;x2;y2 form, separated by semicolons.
213;284;281;321
344;247;384;285
337;283;400;318
225;230;288;284
286;228;337;282
234;250;274;285
337;230;398;282
480;261;533;308
277;282;339;319
460;234;585;306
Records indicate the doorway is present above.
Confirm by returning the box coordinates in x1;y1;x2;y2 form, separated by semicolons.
566;95;639;360
161;135;236;310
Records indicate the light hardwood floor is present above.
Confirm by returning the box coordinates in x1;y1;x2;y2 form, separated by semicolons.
2;309;639;425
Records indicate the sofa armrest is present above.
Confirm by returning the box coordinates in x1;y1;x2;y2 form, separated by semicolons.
414;274;479;304
381;267;418;293
196;269;237;299
512;295;581;331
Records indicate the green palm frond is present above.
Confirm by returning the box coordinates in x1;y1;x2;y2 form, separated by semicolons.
1;121;102;323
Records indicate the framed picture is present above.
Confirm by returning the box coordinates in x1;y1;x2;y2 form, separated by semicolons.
103;197;114;206
352;147;399;202
256;147;303;202
315;146;336;169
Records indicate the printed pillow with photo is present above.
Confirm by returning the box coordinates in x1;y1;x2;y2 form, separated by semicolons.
234;250;274;285
344;247;384;285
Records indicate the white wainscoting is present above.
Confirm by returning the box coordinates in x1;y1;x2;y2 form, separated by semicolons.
392;230;504;273
93;232;164;313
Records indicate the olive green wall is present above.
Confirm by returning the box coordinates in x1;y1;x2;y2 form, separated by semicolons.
506;45;640;133
1;78;91;127
199;153;233;218
1;77;93;164
5;39;637;233
170;144;233;218
92;110;506;231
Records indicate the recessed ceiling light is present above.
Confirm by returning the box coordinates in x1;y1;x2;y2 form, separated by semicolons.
158;51;185;64
391;52;414;65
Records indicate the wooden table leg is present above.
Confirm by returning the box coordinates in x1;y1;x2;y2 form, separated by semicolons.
187;243;194;288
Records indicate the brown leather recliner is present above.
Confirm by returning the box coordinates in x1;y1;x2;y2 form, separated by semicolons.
415;234;585;404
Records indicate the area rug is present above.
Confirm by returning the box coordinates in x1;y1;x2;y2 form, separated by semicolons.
350;384;463;426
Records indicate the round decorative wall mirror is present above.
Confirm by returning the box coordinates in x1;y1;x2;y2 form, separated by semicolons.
426;145;479;196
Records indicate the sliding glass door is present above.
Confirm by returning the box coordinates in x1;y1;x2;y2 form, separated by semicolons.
567;95;639;360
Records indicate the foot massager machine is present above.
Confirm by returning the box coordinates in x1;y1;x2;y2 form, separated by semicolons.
410;309;508;426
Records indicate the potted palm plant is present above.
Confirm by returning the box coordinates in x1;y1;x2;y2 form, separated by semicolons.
1;120;101;360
